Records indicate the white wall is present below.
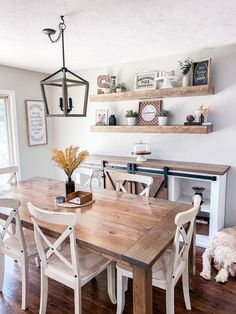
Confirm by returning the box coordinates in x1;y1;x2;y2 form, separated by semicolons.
51;44;236;227
0;65;54;179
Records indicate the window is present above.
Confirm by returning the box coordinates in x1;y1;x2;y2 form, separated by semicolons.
0;93;19;183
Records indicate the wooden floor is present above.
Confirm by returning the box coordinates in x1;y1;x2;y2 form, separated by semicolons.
0;247;235;314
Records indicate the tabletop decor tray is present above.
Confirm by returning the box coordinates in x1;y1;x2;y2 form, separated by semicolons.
66;190;93;205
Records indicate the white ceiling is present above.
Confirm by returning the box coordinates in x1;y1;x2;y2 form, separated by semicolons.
1;0;236;73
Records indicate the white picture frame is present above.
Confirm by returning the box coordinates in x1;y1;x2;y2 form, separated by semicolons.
25;100;48;146
134;71;158;90
95;109;108;126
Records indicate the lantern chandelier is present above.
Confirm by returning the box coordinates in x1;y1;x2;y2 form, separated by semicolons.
40;16;89;117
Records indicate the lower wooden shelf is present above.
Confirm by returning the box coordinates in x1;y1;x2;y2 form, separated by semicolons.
90;124;213;134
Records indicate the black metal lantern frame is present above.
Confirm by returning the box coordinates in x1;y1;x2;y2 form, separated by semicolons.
40;16;89;117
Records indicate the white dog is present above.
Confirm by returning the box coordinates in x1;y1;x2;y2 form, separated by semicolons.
200;226;236;283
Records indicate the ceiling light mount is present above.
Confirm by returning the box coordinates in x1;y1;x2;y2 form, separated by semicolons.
40;16;89;117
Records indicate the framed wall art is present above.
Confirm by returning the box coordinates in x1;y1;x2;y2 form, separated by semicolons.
95;109;108;126
25;100;48;146
192;58;211;86
134;71;158;90
137;100;162;125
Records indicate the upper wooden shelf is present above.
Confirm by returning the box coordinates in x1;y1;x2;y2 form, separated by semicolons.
91;124;213;134
89;85;214;102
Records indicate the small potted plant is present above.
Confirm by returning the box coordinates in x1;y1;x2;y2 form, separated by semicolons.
116;82;127;93
156;110;170;126
125;110;138;126
178;57;193;87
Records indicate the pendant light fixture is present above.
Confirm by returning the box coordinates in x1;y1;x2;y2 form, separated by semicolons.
40;16;89;117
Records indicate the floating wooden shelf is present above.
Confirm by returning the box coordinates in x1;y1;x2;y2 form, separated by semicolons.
90;125;213;134
89;85;214;102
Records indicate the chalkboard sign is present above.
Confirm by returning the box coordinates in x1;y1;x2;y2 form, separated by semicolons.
25;100;48;146
192;59;211;86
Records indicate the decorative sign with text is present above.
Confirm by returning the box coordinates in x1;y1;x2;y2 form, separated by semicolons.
192;59;211;86
134;71;158;90
138;100;161;125
25;100;47;146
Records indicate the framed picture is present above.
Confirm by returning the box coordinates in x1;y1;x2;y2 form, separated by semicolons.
25;100;47;146
137;100;162;125
134;71;158;90
192;58;211;86
95;109;108;126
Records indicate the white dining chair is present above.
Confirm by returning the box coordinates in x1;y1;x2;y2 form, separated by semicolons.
74;167;94;190
0;166;18;184
27;202;116;314
112;172;154;197
0;198;41;310
116;194;201;314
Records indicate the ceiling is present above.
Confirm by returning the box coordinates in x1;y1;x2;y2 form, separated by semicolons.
1;0;236;73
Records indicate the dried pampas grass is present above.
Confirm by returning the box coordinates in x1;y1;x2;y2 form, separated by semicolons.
51;145;89;177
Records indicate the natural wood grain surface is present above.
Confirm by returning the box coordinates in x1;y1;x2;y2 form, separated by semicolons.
90;124;213;134
0;177;190;268
85;154;230;176
89;85;214;102
0;177;192;314
1;248;236;314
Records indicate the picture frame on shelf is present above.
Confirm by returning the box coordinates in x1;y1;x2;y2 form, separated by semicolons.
137;100;162;125
95;109;108;126
25;100;47;146
192;58;211;86
134;71;158;90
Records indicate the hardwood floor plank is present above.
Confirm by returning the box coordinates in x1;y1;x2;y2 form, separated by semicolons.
0;248;235;314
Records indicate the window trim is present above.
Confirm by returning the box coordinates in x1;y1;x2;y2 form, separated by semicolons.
0;90;21;179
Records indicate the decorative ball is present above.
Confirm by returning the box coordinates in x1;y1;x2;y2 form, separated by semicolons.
186;115;195;123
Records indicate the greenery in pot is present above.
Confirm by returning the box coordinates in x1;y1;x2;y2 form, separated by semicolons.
156;110;170;117
125;110;139;118
178;58;193;75
116;82;127;92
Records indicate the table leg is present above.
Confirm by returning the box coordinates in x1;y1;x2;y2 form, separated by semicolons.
133;265;152;314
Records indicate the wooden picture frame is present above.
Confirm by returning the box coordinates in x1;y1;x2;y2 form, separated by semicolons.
95;109;108;126
25;100;48;146
137;100;162;125
192;58;211;86
134;71;158;90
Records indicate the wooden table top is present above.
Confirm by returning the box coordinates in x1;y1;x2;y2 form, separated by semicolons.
86;154;230;176
0;177;191;269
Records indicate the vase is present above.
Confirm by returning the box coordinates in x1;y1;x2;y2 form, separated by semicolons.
109;115;116;125
65;177;75;195
127;117;136;126
182;75;189;87
158;117;168;126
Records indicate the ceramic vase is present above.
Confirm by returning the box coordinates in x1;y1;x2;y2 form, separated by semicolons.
158;117;168;126
127;117;137;126
182;75;189;87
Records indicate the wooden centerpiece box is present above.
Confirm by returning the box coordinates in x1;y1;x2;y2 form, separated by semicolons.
66;191;93;205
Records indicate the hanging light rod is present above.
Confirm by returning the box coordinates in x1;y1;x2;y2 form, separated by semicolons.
40;16;89;117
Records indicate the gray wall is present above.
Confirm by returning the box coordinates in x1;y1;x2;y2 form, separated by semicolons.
0;65;54;179
52;44;236;227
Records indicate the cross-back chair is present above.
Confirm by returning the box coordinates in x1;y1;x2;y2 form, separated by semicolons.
0;166;18;184
27;202;116;314
0;198;40;310
112;172;154;198
116;194;202;314
74;167;94;190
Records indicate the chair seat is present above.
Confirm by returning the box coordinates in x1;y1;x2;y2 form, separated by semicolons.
117;249;172;283
2;229;51;257
45;245;111;288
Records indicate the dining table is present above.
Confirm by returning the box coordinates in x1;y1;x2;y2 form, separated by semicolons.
0;177;191;314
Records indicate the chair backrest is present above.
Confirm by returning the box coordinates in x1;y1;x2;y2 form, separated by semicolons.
0;166;18;184
112;172;154;197
27;202;80;278
74;167;94;190
169;194;201;278
0;198;27;255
